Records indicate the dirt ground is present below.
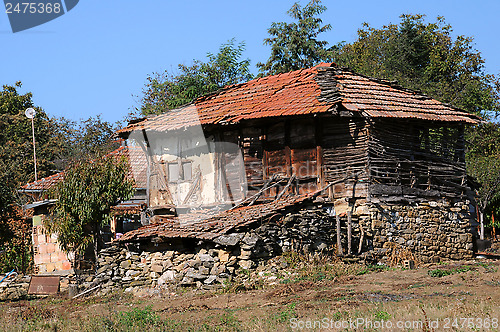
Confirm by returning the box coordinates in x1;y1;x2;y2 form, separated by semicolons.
0;258;499;331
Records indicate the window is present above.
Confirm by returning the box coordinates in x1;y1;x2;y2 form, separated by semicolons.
168;161;192;183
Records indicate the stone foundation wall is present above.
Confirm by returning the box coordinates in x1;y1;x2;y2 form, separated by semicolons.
87;205;338;292
367;200;475;263
89;199;475;292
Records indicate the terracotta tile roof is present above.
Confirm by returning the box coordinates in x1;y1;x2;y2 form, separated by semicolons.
20;172;64;192
332;69;480;123
20;145;148;192
117;193;317;243
116;63;480;136
115;64;331;135
107;145;148;189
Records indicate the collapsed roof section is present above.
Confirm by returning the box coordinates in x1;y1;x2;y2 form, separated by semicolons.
117;191;318;243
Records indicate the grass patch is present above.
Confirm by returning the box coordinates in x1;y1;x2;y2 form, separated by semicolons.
374;310;391;320
219;277;265;294
476;261;498;273
365;264;395;272
274;302;297;323
115;305;160;328
279;253;368;284
428;266;473;278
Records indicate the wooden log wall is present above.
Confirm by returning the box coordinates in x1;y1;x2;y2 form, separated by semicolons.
321;117;369;199
236;115;370;200
219;130;245;202
290;119;319;195
241;127;265;197
368;119;469;201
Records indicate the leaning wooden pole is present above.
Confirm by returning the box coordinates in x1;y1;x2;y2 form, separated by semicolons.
347;210;352;256
336;213;343;256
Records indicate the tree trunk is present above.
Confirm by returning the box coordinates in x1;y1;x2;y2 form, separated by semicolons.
480;211;485;241
73;251;81;285
93;224;99;273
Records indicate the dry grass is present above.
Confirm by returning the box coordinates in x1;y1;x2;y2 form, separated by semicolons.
385;242;420;267
0;258;498;331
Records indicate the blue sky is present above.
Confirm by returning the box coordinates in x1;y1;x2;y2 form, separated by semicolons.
1;0;499;124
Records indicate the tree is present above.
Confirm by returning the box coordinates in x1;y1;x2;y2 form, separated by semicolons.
54;115;121;167
466;122;500;239
139;39;252;116
0;207;32;274
0;82;68;187
0;82;123;273
0;82;68;273
333;14;500;116
257;0;332;76
47;156;135;272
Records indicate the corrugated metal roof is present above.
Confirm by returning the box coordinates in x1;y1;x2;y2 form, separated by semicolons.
117;193;317;243
116;63;480;136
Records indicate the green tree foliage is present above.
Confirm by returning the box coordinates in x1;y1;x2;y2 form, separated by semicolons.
140;39;252;115
333;14;500;116
257;0;332;75
0;82;121;273
466;123;500;228
48;156;135;268
54;115;121;166
0;82;67;187
0;82;67;273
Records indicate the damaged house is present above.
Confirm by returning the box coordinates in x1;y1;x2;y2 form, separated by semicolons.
93;63;481;289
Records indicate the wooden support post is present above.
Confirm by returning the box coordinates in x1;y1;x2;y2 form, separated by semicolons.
358;223;365;255
347;210;352;256
336;213;343;256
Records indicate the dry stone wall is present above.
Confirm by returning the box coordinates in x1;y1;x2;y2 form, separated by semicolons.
0;275;30;301
367;200;475;263
88;200;475;292
86;205;338;292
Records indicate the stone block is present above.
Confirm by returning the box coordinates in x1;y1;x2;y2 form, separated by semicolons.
151;264;163;273
238;260;255;269
62;261;72;270
239;249;252;260
198;266;210;276
204;275;217;285
158;270;176;286
96;266;108;275
46;263;55;273
120;260;131;269
181;277;194;285
218;250;230;263
198;254;214;262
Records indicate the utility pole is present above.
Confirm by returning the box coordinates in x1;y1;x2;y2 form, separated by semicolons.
25;108;37;182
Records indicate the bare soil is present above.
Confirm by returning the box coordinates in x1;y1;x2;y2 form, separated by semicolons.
0;258;499;331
